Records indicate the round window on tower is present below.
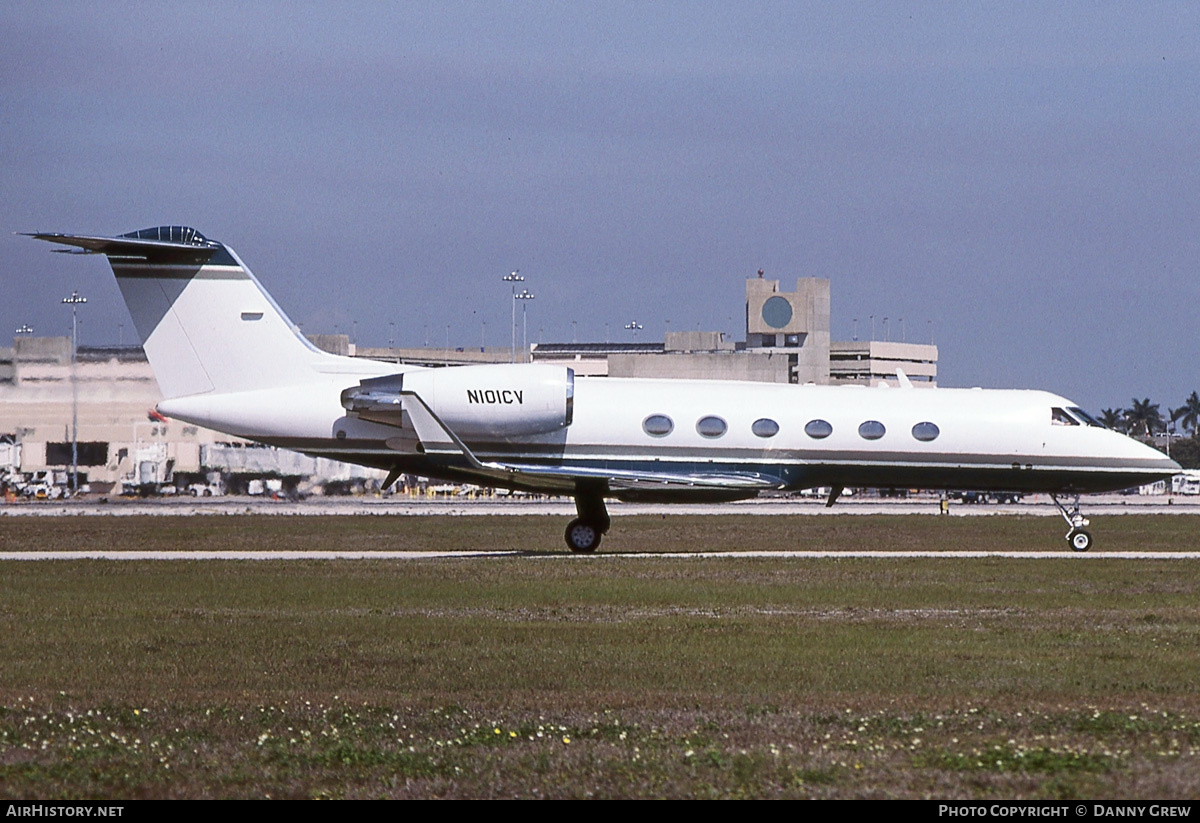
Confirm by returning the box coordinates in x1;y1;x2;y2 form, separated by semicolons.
761;296;793;329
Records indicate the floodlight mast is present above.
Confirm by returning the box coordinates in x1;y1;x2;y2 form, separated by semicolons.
502;271;524;363
62;290;87;492
516;289;535;362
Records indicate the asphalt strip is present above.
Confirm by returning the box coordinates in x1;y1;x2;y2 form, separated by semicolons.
0;550;1198;560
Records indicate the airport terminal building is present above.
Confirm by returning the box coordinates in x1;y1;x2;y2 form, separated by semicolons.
362;275;937;386
1;275;936;494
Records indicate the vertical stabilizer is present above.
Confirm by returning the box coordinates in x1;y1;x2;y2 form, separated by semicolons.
29;226;336;398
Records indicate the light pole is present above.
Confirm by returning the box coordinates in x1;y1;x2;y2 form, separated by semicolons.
15;324;33;336
624;320;643;339
62;290;87;493
502;270;524;362
515;289;535;362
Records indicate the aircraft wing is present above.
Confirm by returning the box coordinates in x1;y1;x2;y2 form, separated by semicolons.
489;461;782;491
399;391;782;493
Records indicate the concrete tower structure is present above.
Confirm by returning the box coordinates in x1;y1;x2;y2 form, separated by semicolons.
744;275;831;384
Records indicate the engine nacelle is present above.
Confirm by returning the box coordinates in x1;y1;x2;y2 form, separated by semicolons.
342;363;574;440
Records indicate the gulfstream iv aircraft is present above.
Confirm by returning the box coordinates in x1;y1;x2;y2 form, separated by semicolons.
31;227;1179;552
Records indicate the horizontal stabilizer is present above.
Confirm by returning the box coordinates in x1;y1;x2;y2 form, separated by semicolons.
25;228;225;261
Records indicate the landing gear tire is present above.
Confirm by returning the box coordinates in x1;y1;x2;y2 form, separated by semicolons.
1068;528;1092;553
565;519;602;554
1053;494;1093;553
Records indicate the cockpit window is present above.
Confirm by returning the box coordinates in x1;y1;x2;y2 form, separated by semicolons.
1051;407;1079;426
1068;407;1105;428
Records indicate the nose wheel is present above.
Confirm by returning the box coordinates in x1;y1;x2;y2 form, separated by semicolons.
1052;494;1093;552
1068;528;1092;552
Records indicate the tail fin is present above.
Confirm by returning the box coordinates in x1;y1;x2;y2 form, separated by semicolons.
29;226;335;398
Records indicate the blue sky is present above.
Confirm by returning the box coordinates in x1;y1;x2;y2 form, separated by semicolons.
2;2;1197;413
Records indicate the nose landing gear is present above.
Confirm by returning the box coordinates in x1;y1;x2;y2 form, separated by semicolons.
1051;494;1092;552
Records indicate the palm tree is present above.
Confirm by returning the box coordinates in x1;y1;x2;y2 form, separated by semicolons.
1124;398;1163;439
1178;391;1200;435
1099;408;1125;432
1169;407;1185;434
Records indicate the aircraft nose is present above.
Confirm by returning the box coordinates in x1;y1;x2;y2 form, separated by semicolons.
1129;434;1181;474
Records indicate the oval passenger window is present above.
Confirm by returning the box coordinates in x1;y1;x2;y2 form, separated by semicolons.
696;416;727;438
858;420;886;440
911;421;940;442
642;414;674;437
804;419;833;439
751;418;780;438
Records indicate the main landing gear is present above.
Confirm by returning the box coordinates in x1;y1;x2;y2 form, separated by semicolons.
1051;494;1092;552
565;483;611;553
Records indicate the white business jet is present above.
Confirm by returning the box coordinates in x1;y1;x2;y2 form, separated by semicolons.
29;227;1179;553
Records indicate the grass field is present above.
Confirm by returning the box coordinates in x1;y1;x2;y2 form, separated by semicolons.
0;514;1197;798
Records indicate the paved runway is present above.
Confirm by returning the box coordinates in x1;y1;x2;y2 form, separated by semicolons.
2;549;1198;561
3;495;1194;561
2;494;1199;518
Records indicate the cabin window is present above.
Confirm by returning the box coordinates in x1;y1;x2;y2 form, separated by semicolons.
696;416;728;438
751;418;780;438
804;419;833;439
858;420;886;440
1051;407;1078;426
911;421;940;442
642;414;674;437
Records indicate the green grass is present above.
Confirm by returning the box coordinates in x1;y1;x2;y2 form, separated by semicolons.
1;511;1195;554
0;513;1197;797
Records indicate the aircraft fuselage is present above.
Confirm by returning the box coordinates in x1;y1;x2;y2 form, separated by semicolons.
157;372;1175;499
